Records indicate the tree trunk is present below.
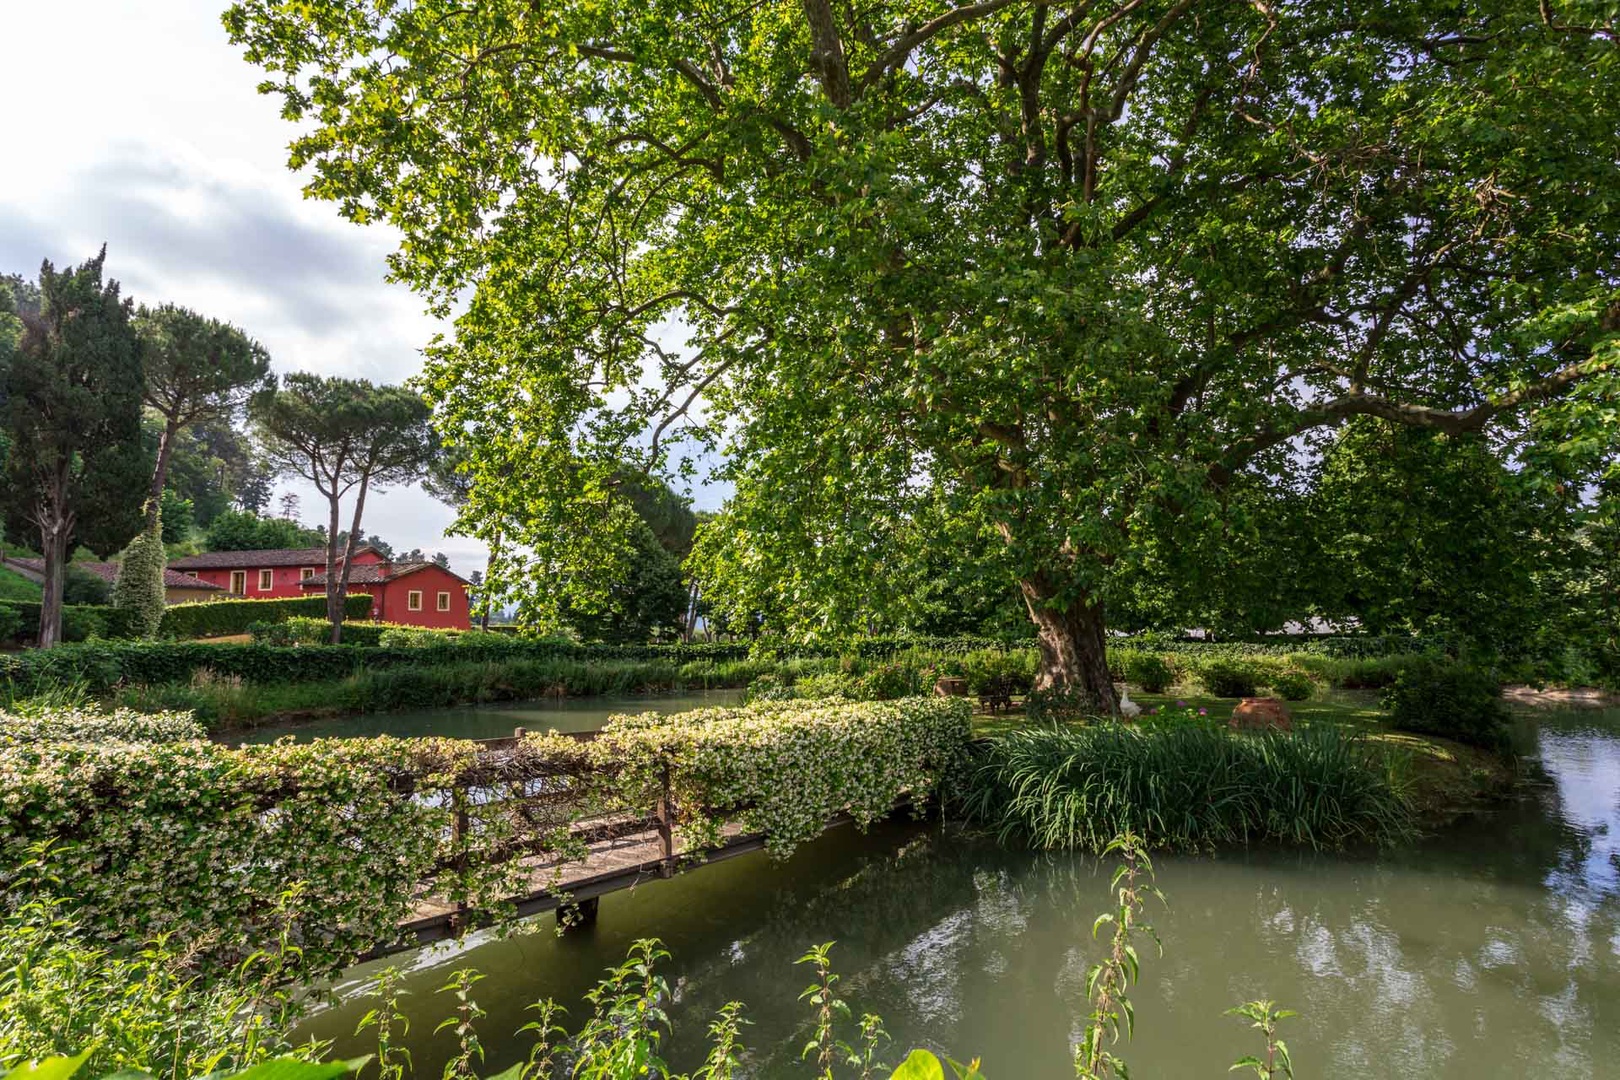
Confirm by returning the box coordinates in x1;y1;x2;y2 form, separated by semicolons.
36;517;71;650
1020;582;1119;715
331;474;372;644
324;490;344;644
145;417;179;529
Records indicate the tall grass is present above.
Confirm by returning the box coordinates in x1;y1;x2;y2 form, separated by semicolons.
959;723;1413;851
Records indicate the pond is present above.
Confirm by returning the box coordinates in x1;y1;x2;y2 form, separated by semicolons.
231;689;747;744
296;707;1620;1077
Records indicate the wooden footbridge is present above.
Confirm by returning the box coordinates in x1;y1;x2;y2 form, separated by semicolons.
379;726;916;959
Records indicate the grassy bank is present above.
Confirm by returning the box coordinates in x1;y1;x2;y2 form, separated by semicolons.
113;656;786;730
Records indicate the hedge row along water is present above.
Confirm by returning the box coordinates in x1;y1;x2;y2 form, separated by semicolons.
158;594;375;639
0;697;971;974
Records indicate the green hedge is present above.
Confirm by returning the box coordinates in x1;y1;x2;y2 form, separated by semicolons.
157;594;374;639
2;638;766;695
0;601;142;644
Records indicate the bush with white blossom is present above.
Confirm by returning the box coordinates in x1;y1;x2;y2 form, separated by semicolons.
0;697;970;974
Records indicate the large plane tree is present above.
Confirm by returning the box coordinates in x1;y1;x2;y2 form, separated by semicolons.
229;0;1620;708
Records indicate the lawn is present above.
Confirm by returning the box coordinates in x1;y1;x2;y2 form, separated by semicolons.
0;568;42;602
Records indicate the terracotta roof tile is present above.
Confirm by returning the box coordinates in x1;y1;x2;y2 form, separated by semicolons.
4;556;225;591
168;546;379;570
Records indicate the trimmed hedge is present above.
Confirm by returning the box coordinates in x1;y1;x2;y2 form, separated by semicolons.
157;594;374;640
0;600;142;644
2;638;762;695
0;697;970;973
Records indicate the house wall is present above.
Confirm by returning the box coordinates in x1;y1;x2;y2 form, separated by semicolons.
183;550;384;598
375;566;471;630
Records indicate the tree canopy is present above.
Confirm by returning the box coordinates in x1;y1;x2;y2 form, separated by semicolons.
251;373;435;640
0;250;147;646
230;0;1620;704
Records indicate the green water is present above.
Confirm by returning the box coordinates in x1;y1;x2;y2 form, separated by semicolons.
297;708;1620;1076
232;690;746;743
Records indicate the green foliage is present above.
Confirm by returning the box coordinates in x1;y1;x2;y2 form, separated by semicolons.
249;374;435;641
1195;657;1262;699
0;704;204;745
0;601;139;646
1073;834;1161;1080
159;595;373;640
961;724;1414;852
113;518;168;639
1227;1001;1297;1080
0;569;41;602
0;890;310;1080
205;510;324;552
1269;670;1316;702
0;605;19;642
1382;657;1514;751
2;698;968;971
1;251;148;647
60;567;110;607
226;0;1620;695
1116;651;1173;694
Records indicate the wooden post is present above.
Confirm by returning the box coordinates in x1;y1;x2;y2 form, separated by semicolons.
654;756;675;879
558;895;600;933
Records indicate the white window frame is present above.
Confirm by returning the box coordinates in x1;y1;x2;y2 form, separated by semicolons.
436;591;451;612
230;570;247;594
300;567;316;581
258;569;274;591
407;590;423;612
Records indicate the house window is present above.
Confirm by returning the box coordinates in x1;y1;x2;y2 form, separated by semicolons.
437;591;451;611
186;571;199;579
230;570;247;594
258;569;274;591
300;567;316;581
407;590;423;612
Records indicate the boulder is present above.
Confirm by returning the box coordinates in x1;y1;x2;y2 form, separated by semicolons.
1229;697;1292;732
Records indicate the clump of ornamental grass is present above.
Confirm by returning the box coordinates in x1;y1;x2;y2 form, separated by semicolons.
959;723;1413;852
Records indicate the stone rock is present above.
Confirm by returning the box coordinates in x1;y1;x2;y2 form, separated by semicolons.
934;676;969;697
1229;697;1292;732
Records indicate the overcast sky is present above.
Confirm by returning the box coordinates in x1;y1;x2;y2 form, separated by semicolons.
1;3;480;572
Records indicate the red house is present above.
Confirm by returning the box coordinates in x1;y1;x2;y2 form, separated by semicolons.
167;546;472;630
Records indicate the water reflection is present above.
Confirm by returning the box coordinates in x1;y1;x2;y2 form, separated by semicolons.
299;709;1620;1078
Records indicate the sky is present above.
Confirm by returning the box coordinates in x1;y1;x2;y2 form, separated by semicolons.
0;3;473;572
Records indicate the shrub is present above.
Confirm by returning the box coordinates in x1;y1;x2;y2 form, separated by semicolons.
1120;651;1174;693
0;601;143;645
1293;653;1412;689
112;519;167;640
1196;656;1261;697
159;594;373;640
0;704;204;744
62;565;113;606
960;723;1412;851
0;604;21;643
2;698;969;973
857;661;929;700
0;894;308;1080
1382;657;1513;750
1269;669;1315;701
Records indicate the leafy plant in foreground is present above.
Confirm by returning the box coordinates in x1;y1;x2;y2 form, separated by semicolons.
1227;1001;1297;1080
1073;834;1162;1080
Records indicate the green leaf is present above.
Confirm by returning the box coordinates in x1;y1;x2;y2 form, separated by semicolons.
1;1049;96;1080
888;1050;947;1080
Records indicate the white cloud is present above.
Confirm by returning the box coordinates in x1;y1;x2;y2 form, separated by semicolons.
0;0;483;564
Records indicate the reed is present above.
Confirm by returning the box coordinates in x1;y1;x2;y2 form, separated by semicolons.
958;723;1413;852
